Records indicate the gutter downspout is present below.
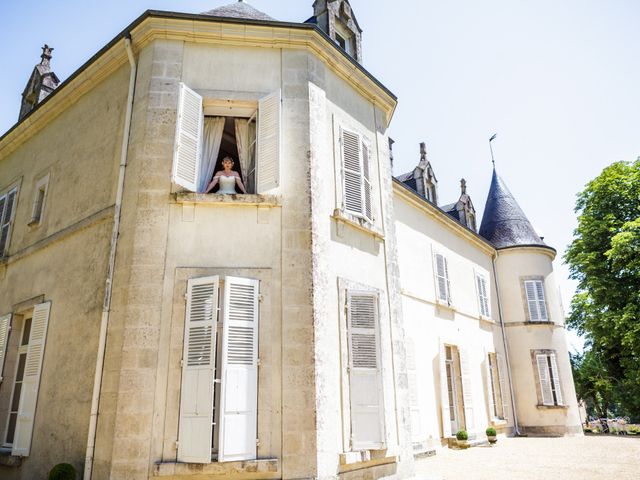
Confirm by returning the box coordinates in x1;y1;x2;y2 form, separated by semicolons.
492;252;522;436
84;33;137;480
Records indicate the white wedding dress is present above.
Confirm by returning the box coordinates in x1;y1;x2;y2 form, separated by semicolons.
218;175;237;194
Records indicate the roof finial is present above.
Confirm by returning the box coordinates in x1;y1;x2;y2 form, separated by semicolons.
460;178;467;195
419;142;427;161
489;133;497;168
40;44;54;67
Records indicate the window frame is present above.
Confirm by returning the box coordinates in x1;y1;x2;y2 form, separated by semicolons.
533;350;564;407
433;252;452;305
29;174;50;226
339;126;374;223
522;278;549;322
0;183;19;258
475;272;491;319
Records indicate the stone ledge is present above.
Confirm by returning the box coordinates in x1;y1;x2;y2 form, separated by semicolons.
332;209;384;239
153;458;279;478
536;404;569;410
338;451;397;473
0;450;22;467
175;193;281;207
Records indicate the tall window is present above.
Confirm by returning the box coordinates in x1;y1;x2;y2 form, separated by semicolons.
178;276;260;464
340;127;373;221
536;352;564;406
0;187;18;257
5;317;31;445
524;280;548;322
29;175;49;226
487;352;507;420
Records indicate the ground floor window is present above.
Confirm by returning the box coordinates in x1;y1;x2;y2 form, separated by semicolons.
487;352;508;420
178;276;259;464
535;352;564;406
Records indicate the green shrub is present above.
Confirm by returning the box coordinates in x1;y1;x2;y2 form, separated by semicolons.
49;463;77;480
627;425;640;435
456;429;468;441
486;427;497;436
583;427;593;433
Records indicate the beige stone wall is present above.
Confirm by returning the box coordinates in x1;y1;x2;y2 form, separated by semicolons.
0;61;130;479
393;192;512;447
495;248;582;435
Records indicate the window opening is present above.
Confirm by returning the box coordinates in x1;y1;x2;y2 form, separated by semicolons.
30;176;49;225
0;188;18;257
5;317;32;445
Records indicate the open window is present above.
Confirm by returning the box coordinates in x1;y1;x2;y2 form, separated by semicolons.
0;186;18;258
177;276;260;464
172;84;281;195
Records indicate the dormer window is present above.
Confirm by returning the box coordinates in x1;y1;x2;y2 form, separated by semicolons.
334;21;355;57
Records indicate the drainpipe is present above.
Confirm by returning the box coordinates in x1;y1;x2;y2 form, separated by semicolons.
492;253;522;436
83;33;137;480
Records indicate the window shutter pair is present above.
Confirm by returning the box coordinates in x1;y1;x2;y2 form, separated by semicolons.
178;276;259;464
524;280;548;321
0;188;17;256
346;292;385;450
0;314;11;382
13;302;51;456
476;274;490;317
536;353;563;406
341;128;373;221
172;84;280;193
435;254;451;304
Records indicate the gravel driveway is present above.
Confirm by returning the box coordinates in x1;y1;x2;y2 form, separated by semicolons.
414;436;640;480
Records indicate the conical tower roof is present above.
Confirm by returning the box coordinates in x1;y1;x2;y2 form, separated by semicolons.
479;169;549;249
202;1;275;21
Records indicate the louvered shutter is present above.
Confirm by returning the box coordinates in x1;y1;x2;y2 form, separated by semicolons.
256;90;281;193
361;141;373;221
178;276;219;463
524;281;540;321
12;301;50;456
496;353;509;419
485;353;496;418
438;342;452;438
549;354;563;405
0;189;17;256
0;314;11;382
406;339;423;442
172;83;203;192
535;282;548;321
459;348;474;431
536;354;554;406
342;128;364;216
347;292;384;450
218;277;259;462
435;254;450;303
479;276;490;317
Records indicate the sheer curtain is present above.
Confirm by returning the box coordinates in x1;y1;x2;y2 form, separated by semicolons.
235;118;250;191
199;116;225;193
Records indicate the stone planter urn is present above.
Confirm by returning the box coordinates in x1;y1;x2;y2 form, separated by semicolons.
486;427;498;445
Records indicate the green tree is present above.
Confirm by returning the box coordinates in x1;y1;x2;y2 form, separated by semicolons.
565;159;640;421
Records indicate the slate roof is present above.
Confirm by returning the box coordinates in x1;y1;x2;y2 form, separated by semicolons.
479;169;548;249
395;170;418;197
202;1;275;21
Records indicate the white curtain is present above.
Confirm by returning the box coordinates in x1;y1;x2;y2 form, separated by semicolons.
199;117;225;193
235;118;250;189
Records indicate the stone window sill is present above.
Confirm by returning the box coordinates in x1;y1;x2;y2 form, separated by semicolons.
435;299;456;312
526;320;555;326
536;404;568;410
0;449;22;467
332;209;384;239
490;418;508;426
175;193;281;207
338;450;396;473
153;458;279;477
479;314;494;324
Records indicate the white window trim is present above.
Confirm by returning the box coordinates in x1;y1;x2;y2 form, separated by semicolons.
29;174;50;226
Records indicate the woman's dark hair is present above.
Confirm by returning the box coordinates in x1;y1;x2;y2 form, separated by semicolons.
222;156;235;166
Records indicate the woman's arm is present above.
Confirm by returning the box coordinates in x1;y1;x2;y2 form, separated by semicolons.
205;174;221;193
235;174;247;194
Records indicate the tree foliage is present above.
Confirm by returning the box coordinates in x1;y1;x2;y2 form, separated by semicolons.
565;159;640;421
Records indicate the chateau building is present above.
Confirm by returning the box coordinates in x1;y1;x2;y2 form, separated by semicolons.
0;1;581;479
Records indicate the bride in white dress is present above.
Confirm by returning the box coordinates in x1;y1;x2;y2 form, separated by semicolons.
205;156;247;194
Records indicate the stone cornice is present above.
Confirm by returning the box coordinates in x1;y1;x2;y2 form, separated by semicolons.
393;179;496;256
0;10;397;160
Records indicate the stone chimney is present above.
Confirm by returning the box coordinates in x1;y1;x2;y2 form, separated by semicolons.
19;45;60;120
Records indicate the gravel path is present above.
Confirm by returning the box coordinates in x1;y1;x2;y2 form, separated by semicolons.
414;436;640;480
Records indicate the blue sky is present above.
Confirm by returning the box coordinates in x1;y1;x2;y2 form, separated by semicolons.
2;1;639;350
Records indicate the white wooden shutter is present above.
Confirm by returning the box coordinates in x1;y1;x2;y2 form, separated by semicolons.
458;348;474;431
178;276;219;463
524;281;539;321
12;301;50;456
435;254;449;303
256;90;281;193
476;275;490;317
361;140;373;221
485;353;496;419
438;341;451;438
0;314;11;382
218;277;259;462
172;83;203;192
549;354;563;405
342;128;364;216
496;353;509;419
536;354;554;406
347;292;385;450
535;281;548;321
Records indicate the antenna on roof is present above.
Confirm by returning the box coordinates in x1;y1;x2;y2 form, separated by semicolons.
489;133;497;168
